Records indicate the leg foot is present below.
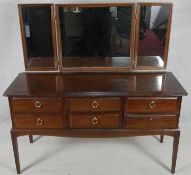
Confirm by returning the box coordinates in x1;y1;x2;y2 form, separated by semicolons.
29;135;33;143
171;131;180;174
160;135;164;143
11;131;21;174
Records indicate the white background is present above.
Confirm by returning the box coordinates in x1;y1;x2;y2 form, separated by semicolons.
0;1;191;174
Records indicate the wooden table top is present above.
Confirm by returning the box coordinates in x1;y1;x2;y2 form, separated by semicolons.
3;72;187;97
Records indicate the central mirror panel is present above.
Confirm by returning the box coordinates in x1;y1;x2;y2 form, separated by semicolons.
57;4;135;71
135;3;172;69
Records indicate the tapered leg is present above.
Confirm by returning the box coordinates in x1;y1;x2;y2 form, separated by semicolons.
171;131;180;174
11;131;21;174
160;135;164;143
29;135;33;143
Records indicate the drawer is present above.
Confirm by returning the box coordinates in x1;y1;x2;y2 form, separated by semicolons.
12;98;62;113
13;114;64;129
125;98;179;113
125;114;178;129
69;98;121;112
69;113;121;129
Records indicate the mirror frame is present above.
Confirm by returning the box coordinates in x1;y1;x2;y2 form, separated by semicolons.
55;3;136;72
134;3;173;70
18;4;58;71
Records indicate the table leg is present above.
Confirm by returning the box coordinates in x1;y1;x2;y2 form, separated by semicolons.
29;135;33;143
171;131;180;174
160;135;164;143
11;131;21;174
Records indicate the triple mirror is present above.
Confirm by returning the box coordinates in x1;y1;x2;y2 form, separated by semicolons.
18;3;172;71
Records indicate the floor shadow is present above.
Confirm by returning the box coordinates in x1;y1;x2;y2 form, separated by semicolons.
153;135;161;142
129;139;170;172
33;135;42;143
22;136;170;173
21;137;135;172
21;143;64;173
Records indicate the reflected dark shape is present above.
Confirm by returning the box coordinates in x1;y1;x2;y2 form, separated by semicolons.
22;6;54;58
137;5;170;67
59;6;132;62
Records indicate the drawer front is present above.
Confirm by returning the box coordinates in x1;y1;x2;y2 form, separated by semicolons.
12;98;62;113
13;114;64;129
125;98;179;113
125;115;178;129
69;113;121;129
69;98;121;112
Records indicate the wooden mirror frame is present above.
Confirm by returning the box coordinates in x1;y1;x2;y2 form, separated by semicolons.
134;3;173;70
55;3;136;72
18;4;58;71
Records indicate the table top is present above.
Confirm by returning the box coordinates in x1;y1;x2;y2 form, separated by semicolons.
3;72;187;97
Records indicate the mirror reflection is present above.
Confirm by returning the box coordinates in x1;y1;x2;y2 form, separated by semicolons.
137;5;170;68
22;6;54;61
59;6;133;68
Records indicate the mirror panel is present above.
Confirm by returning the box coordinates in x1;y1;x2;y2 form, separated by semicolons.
135;4;172;69
19;4;57;70
57;5;135;71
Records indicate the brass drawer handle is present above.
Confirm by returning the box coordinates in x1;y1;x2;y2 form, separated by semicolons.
149;117;153;121
35;101;42;108
148;101;156;109
36;118;44;126
92;100;99;109
92;117;99;125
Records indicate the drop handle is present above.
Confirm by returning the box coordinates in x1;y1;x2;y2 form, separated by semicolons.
35;101;42;108
36;118;44;126
148;101;156;109
92;100;99;109
92;117;99;125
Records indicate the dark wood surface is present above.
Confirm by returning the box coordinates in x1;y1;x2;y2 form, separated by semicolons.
13;114;64;129
69;113;121;129
124;97;179;113
12;98;62;113
125;114;178;129
3;72;187;97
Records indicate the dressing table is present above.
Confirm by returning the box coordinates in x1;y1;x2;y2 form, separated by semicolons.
3;3;187;174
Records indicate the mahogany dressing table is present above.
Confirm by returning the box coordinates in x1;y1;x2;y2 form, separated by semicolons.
3;3;187;174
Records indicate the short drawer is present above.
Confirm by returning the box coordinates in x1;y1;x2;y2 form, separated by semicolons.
125;98;179;113
69;98;121;112
12;98;62;113
125;114;178;129
69;113;121;129
13;114;64;129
